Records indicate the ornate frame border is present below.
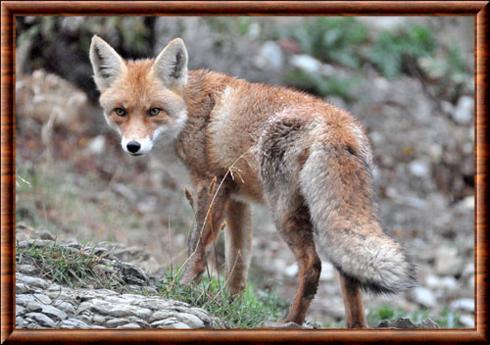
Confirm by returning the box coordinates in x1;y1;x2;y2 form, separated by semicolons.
1;1;488;344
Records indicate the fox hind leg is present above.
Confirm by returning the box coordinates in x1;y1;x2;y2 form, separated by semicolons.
270;195;322;325
338;273;367;328
224;199;253;295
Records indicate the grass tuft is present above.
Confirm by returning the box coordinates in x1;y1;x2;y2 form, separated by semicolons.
157;270;289;328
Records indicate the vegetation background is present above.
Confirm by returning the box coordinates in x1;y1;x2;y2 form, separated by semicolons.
15;16;474;328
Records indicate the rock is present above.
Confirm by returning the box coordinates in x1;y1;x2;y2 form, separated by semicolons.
117;322;141;329
17;275;49;289
459;314;474;327
16;238;220;329
39;231;55;240
79;298;153;319
40;304;67;321
85;135;106;155
452;96;473;124
59;318;90;329
24;312;56;328
17;264;38;275
408;160;431;178
284;263;298;277
378;317;439;328
456;196;474;211
16;305;26;315
425;275;458;290
53;301;76;314
319;262;335;281
410;287;437;307
106;318;130;328
435;246;464;276
290;54;322;74
151;318;192;329
450;298;474;312
254;41;284;70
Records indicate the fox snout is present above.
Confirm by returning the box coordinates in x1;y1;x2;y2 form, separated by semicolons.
121;136;154;156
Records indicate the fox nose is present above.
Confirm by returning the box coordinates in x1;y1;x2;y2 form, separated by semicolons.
126;141;141;153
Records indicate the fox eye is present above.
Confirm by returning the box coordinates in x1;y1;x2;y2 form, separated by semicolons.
148;107;162;116
113;107;127;117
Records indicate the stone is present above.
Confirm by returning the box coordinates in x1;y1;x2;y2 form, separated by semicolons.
53;301;76;314
408;160;431;178
410;287;437;308
17;275;49;289
459;314;474;327
435;246;464;276
40;304;67;321
85;135;106;155
284;263;298;277
425;275;458;290
17;264;38;275
59;318;90;329
290;54;322;74
450;298;474;312
452;96;473;124
378;317;439;328
16;305;26;316
25;312;56;328
117;322;141;329
106;318;131;328
254;41;284;70
151;318;192;329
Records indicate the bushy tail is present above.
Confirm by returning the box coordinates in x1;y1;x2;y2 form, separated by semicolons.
300;144;416;293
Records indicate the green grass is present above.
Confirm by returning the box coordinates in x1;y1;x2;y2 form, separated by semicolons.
284;70;359;100
16;240;126;290
367;25;436;78
157;270;289;328
368;304;465;328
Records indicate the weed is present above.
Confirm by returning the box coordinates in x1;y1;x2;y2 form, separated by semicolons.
284;70;358;100
16;240;126;290
289;18;368;69
157;270;288;328
367;25;436;78
367;304;466;328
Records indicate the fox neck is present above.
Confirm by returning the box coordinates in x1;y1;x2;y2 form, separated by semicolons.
182;70;232;123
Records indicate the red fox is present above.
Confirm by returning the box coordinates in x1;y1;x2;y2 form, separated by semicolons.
89;35;415;328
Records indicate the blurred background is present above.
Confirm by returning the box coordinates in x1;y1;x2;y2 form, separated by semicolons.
15;16;474;327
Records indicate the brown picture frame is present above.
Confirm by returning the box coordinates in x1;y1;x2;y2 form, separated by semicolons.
1;1;488;344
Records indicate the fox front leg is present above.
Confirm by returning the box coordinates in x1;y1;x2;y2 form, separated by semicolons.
181;177;229;284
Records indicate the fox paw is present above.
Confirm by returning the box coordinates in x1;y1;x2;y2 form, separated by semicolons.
262;321;304;329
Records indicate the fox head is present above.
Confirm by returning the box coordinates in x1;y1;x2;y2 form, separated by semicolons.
89;35;188;156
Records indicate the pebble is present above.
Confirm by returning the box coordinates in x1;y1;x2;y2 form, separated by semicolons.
425;275;458;290
435;246;464;276
452;96;473;124
25;312;56;328
450;298;474;312
459;314;475;327
410;287;437;308
59;318;90;328
254;41;284;70
290;54;322;74
408;160;431;178
40;304;67;321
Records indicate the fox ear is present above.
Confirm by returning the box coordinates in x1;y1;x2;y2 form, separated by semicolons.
89;35;125;91
153;38;188;88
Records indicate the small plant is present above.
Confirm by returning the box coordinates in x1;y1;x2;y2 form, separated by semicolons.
367;304;465;328
366;25;436;78
157;269;289;328
289;17;368;69
284;70;358;100
16;240;126;290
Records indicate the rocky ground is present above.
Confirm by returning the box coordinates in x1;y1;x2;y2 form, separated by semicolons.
16;229;222;329
15;17;475;328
